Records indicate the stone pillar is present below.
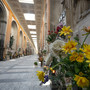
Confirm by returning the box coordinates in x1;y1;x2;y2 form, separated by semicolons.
22;32;24;51
25;37;27;49
40;31;42;50
16;26;20;50
4;11;12;48
47;0;50;31
42;23;44;49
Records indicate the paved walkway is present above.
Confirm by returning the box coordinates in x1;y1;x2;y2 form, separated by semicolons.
0;55;51;90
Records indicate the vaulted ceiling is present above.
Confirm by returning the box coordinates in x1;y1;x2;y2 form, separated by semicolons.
6;0;44;50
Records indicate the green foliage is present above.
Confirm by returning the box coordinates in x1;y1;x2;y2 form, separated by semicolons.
41;50;47;54
74;36;79;42
46;33;57;43
34;62;38;65
51;57;59;70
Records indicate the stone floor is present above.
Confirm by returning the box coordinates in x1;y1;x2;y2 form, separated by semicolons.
0;55;51;90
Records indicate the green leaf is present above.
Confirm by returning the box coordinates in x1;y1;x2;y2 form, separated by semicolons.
65;71;74;77
74;36;79;41
75;65;80;74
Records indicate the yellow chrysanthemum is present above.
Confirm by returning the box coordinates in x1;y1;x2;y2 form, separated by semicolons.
73;52;78;57
80;45;90;59
70;55;76;62
76;53;84;63
36;71;45;82
62;40;78;53
70;52;78;62
86;60;90;68
74;75;89;88
74;75;80;81
50;67;53;71
68;36;71;39
86;60;90;63
60;26;73;36
79;72;84;76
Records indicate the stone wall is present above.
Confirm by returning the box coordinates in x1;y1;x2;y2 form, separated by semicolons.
64;0;90;29
73;14;90;44
50;0;63;31
63;0;90;44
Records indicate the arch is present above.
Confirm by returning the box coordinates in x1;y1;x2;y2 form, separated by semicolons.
10;20;18;50
0;1;7;60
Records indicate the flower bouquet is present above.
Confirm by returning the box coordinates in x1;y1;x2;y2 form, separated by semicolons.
50;26;90;89
36;25;90;89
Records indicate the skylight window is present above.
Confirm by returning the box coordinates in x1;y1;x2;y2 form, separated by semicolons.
31;35;37;37
33;39;37;41
32;38;37;41
32;38;37;39
30;31;36;34
32;37;37;39
19;0;34;4
24;13;35;21
28;25;36;29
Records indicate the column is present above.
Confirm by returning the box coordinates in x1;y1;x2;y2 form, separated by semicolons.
25;37;27;50
4;11;12;48
47;0;50;32
16;26;20;50
22;32;24;51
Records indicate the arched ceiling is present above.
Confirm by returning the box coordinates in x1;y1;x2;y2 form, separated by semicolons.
6;0;44;50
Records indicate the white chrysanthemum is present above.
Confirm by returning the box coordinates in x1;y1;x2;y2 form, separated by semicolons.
50;40;65;57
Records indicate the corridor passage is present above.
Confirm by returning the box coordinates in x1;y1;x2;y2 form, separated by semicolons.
0;55;51;90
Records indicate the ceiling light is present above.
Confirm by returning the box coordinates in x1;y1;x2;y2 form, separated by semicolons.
19;0;34;4
31;35;37;37
30;31;36;34
24;13;35;21
28;25;36;29
32;38;37;39
32;40;37;41
33;40;37;42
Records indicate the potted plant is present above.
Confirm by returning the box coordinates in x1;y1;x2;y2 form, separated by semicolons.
34;62;38;66
8;51;12;59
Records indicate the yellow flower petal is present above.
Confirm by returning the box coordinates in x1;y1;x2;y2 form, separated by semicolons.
59;26;73;36
76;53;84;63
74;75;89;88
79;72;84;76
80;45;90;59
36;71;45;82
62;40;77;53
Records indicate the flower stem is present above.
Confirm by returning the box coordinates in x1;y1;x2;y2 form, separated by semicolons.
81;33;89;48
52;62;63;69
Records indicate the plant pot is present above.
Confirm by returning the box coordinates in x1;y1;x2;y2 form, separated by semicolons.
34;65;38;67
